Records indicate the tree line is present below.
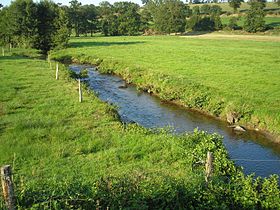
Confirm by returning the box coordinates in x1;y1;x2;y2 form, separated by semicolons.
0;0;273;52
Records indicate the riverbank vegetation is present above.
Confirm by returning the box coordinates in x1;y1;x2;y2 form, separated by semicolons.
0;49;279;209
51;35;280;141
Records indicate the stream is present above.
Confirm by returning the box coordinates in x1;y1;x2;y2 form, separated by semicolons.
70;65;280;178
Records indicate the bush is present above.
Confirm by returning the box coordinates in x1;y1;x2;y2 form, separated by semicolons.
228;17;241;30
244;2;266;32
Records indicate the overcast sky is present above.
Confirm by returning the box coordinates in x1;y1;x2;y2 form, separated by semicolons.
1;0;143;7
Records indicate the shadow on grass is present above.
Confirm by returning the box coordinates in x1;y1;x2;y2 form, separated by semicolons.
70;41;145;48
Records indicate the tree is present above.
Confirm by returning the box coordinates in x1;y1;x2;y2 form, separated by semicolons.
200;4;211;15
99;1;115;36
229;0;244;13
99;1;141;36
114;2;141;35
5;0;38;47
0;0;69;53
150;0;190;34
227;17;240;30
192;5;200;15
139;5;153;32
187;5;222;31
244;0;266;32
68;0;82;36
35;0;69;52
275;0;280;6
81;4;98;36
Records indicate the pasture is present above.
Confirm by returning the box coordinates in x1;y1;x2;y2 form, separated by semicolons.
0;45;279;208
0;51;234;208
52;35;280;137
221;16;280;28
190;2;280;13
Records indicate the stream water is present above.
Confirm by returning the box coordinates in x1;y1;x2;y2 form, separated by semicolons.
70;65;280;178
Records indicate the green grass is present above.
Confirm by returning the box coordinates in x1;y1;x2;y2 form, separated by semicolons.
52;36;280;139
190;2;280;13
221;16;280;28
1;49;279;208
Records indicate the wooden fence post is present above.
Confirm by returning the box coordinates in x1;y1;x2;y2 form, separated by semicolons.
9;44;12;52
205;151;213;184
1;165;15;210
78;79;83;103
56;63;59;80
2;48;4;56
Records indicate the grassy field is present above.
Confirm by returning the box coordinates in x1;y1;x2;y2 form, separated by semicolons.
190;2;280;13
1;50;279;208
52;36;280;140
221;16;280;28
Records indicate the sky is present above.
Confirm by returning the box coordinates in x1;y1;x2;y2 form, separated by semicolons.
0;0;143;7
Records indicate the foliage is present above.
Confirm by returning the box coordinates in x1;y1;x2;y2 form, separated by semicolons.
68;0;82;37
0;0;70;53
229;0;244;13
227;17;241;30
148;0;191;34
99;1;141;36
188;5;222;31
200;4;211;14
244;0;266;32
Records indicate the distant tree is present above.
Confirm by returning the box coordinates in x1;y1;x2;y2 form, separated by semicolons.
200;4;211;14
210;5;222;14
114;2;141;35
210;5;222;30
80;4;98;36
0;3;3;9
99;1;115;35
2;0;38;47
99;1;141;36
0;0;69;52
275;0;280;6
150;0;190;34
139;5;153;32
244;0;266;32
188;5;222;31
192;5;200;15
68;0;82;36
229;0;244;13
227;17;240;30
35;0;69;52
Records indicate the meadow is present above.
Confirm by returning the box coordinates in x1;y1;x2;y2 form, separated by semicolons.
221;16;280;28
0;49;279;208
190;2;280;13
52;35;280;141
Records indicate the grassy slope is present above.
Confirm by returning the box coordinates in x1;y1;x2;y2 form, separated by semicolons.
52;36;280;139
189;2;280;13
0;51;233;208
221;16;280;27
